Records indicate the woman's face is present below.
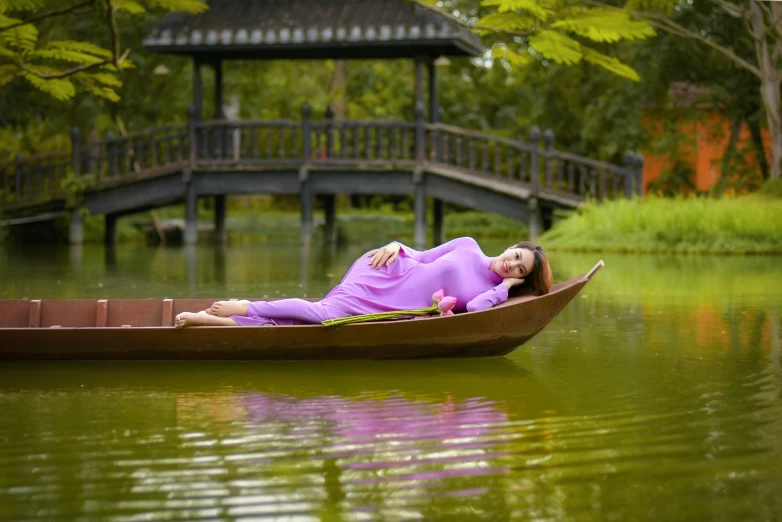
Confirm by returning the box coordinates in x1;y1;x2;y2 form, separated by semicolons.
491;247;535;280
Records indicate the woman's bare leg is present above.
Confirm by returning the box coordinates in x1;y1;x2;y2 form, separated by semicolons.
207;300;251;317
175;311;239;328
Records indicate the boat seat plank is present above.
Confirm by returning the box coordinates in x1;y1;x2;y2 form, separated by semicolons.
40;300;97;327
107;299;165;327
0;300;30;327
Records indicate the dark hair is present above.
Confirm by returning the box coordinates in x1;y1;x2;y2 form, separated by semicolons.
507;241;553;298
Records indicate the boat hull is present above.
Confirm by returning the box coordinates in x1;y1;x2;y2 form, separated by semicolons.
0;270;595;361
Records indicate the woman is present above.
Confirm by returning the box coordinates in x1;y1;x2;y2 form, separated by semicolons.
174;237;553;328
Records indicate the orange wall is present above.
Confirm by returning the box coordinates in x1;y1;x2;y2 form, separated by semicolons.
642;111;770;193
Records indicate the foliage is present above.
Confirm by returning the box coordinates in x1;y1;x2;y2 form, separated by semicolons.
624;0;782;179
759;178;782;199
419;0;655;81
0;0;207;101
540;195;782;254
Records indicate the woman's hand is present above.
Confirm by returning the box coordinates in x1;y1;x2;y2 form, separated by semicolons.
502;277;525;290
367;242;401;269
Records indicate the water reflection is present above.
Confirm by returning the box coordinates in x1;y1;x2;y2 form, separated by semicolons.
1;242;782;519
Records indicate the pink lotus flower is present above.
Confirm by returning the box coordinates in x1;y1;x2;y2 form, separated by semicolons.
438;296;457;314
440;310;455;317
432;289;445;303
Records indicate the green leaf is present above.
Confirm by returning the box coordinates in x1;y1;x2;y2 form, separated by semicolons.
528;30;582;65
0;63;16;87
142;0;208;14
33;48;105;64
481;0;555;21
87;71;122;87
82;81;120;102
48;40;113;58
492;45;532;66
476;13;538;32
0;17;38;51
0;0;47;13
115;0;145;14
551;8;656;43
581;47;641;81
22;71;75;100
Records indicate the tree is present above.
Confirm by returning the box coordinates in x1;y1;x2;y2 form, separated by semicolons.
595;0;781;179
417;0;656;81
0;0;206;101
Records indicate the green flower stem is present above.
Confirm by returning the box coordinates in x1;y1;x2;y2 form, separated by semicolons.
322;303;440;327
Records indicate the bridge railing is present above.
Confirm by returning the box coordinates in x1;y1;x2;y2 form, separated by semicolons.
1;102;644;210
79;124;189;184
194;119;302;164
2;152;71;206
424;123;535;182
310;119;417;164
424;123;643;202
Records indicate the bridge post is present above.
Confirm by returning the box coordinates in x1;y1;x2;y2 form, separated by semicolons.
529;127;542;241
69;208;83;244
543;129;554;188
214;195;226;244
183;170;198;245
300;103;313;245
635;152;645;196
323;194;337;244
624;151;635;199
104;213;117;246
414;101;427;249
433;199;444;245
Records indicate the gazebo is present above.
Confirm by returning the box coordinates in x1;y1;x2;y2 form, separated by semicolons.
143;0;482;244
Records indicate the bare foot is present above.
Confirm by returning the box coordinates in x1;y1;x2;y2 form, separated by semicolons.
175;311;239;328
207;300;251;317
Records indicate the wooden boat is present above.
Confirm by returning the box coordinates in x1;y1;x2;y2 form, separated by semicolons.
0;260;603;360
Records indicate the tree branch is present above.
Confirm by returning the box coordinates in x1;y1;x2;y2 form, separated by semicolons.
14;48;128;79
0;0;95;33
104;0;120;68
711;0;744;19
582;0;762;78
647;18;761;78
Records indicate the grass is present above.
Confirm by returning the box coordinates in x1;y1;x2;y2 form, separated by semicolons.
540;192;782;254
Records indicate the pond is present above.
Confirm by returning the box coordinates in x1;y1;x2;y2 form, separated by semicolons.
1;235;780;521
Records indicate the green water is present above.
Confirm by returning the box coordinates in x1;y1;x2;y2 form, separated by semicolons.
1;238;781;521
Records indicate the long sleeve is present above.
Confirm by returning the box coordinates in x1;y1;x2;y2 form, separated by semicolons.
394;237;478;264
466;284;508;313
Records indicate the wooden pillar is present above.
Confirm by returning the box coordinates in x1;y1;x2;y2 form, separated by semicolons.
214;194;226;244
104;213;118;246
69;208;83;244
529;127;542;241
413;93;426;250
413;58;426;249
414;56;424;120
323;194;337;244
300;103;313;245
428;59;438;124
432;198;444;246
184;171;198;245
428;59;445;245
213;59;223;119
192;57;202;121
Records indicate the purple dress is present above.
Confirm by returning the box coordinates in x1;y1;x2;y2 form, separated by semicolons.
231;237;508;326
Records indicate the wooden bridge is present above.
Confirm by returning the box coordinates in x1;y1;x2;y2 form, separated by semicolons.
0;103;644;248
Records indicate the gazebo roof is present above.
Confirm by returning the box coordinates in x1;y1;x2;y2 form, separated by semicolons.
143;0;483;60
